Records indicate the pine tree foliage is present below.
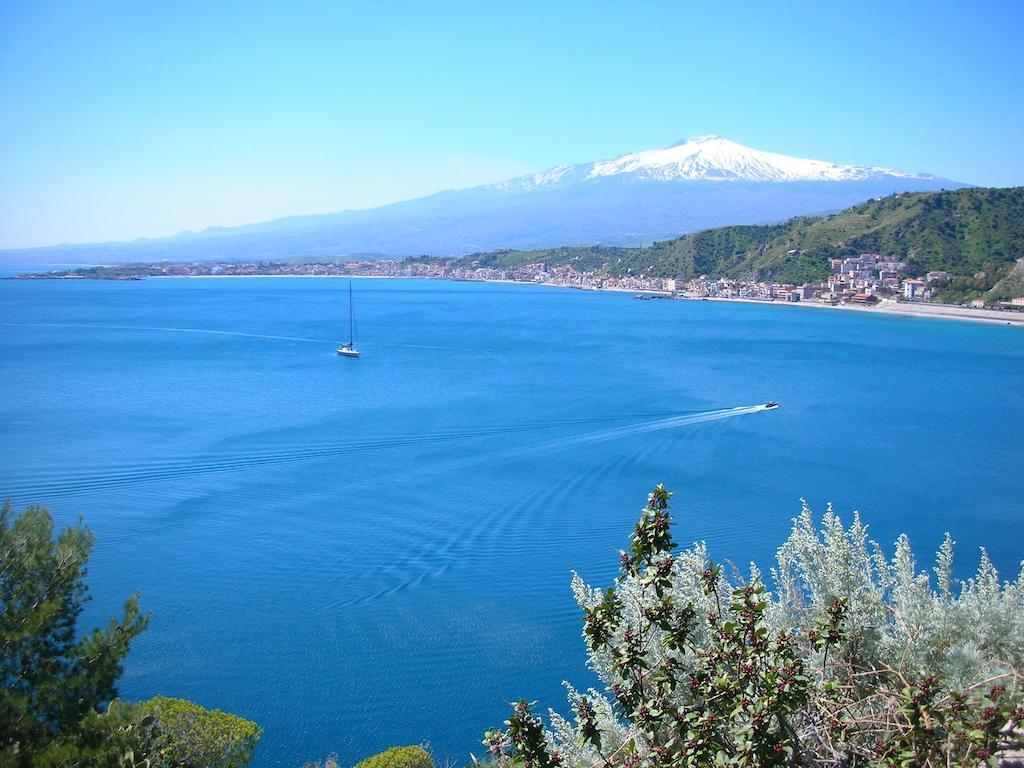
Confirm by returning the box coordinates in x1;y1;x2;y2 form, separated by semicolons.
0;501;149;764
1;501;261;767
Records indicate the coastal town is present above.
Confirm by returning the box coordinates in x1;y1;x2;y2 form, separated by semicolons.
27;253;1024;315
445;253;1024;311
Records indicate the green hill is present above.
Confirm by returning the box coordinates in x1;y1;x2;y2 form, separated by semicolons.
454;187;1024;299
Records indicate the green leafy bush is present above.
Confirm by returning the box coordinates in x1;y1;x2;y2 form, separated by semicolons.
484;487;1024;767
137;696;261;768
353;746;435;768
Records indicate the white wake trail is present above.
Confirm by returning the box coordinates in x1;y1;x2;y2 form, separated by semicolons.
0;322;335;345
1;405;772;502
508;405;768;457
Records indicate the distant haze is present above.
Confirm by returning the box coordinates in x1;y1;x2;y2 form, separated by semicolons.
0;136;962;264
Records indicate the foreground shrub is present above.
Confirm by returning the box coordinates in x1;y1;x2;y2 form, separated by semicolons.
354;746;435;768
305;745;436;768
33;696;260;768
483;486;1024;767
136;696;261;768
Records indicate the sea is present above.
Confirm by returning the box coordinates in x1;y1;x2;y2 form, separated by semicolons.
1;275;1022;766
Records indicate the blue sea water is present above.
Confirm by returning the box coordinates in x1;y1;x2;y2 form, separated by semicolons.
1;277;1023;766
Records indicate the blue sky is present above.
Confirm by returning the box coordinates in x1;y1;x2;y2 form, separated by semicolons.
1;0;1022;248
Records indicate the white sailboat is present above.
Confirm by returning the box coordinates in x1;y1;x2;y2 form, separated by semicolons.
336;281;360;357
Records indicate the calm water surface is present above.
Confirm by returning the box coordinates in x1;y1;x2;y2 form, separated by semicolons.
1;277;1022;765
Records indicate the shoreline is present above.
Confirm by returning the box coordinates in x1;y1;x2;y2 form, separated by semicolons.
162;274;672;296
682;295;1024;327
154;273;410;279
183;275;1024;325
17;272;1024;327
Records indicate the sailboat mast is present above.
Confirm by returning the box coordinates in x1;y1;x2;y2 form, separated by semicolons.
348;281;354;347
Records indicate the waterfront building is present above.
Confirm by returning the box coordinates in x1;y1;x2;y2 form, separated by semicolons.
902;279;927;300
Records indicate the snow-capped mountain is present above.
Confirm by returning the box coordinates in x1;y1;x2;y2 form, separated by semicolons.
494;135;939;190
2;136;962;264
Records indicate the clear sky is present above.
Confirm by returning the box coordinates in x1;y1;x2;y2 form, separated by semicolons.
1;0;1022;249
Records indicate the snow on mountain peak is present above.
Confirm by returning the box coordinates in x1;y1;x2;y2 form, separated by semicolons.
585;135;929;183
485;136;939;192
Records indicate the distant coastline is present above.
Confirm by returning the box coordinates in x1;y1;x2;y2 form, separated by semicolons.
163;273;651;295
15;266;1024;326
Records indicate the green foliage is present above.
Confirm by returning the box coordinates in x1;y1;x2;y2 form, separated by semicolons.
987;258;1024;302
131;696;261;768
353;746;434;768
771;247;832;285
25;700;161;768
484;488;1024;768
305;747;435;768
485;701;559;768
931;261;1015;304
0;501;150;766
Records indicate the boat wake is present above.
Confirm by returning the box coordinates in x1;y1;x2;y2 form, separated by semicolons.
1;406;771;504
514;405;769;456
0;322;336;345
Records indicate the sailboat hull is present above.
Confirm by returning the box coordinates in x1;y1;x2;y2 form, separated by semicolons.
336;347;360;357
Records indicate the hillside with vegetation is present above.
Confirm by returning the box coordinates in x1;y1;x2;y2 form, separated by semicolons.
454;187;1024;299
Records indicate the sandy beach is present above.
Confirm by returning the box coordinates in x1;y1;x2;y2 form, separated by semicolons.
683;295;1024;326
